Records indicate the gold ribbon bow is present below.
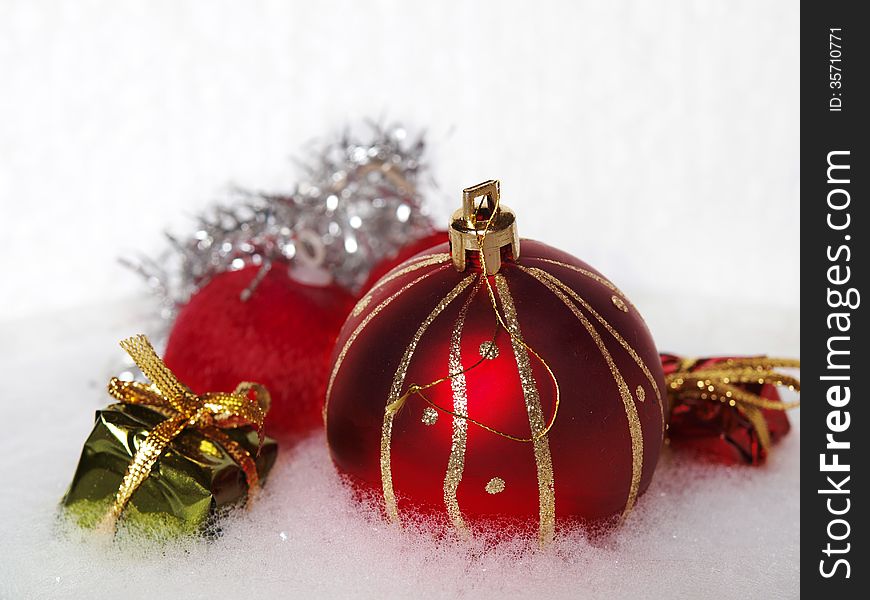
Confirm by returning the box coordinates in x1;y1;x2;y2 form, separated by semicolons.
100;335;270;530
665;357;800;451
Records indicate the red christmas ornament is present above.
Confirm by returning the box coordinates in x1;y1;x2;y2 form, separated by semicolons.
325;181;666;543
164;264;355;438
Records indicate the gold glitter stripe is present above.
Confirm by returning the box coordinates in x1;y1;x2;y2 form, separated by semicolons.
324;267;448;425
520;267;644;520
494;274;556;546
351;253;451;317
526;257;636;311
443;280;480;535
381;275;477;523
518;266;664;431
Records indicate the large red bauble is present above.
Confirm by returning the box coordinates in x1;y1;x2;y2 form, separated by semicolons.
164;265;355;438
325;239;666;540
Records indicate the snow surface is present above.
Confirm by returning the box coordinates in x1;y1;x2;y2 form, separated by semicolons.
0;294;799;599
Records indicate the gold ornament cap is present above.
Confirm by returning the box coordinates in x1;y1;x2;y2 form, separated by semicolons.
449;180;520;275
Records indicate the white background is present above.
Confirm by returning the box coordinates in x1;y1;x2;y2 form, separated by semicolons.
0;0;799;328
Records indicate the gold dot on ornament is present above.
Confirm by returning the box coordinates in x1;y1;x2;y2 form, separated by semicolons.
479;341;499;360
485;477;506;494
421;407;438;426
611;295;629;312
636;385;645;403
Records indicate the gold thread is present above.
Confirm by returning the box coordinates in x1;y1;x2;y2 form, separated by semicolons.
381;275;477;523
324;267;448;425
351;253;451;317
636;385;645;403
443;281;480;535
519;266;664;431
495;274;556;546
485;477;506;494
384;306;562;443
520;268;644;521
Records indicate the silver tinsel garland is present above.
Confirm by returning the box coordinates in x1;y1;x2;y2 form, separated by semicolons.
123;122;437;324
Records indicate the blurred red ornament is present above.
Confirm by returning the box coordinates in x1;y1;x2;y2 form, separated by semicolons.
164;265;355;438
662;354;798;465
325;181;666;543
127;124;447;439
360;230;448;294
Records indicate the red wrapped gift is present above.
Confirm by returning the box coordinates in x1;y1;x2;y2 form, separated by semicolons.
662;355;800;465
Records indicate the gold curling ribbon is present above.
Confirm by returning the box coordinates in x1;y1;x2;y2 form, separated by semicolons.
665;357;800;452
99;334;270;532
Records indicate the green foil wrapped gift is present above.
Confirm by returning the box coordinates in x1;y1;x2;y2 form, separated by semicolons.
61;335;278;537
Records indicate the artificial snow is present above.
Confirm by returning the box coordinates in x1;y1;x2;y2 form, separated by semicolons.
0;295;799;599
